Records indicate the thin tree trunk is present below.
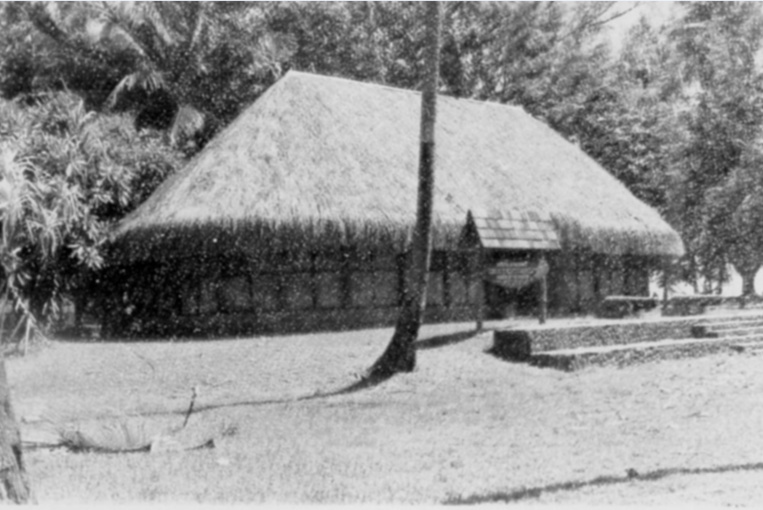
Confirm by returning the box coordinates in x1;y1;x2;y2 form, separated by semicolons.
661;259;670;312
702;270;712;294
0;358;30;502
741;270;758;297
689;255;699;294
370;2;442;377
716;262;726;295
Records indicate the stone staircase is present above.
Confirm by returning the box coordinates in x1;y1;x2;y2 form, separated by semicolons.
704;317;763;354
493;312;763;371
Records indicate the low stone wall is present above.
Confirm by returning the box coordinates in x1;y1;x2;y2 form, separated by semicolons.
530;338;737;371
492;316;713;361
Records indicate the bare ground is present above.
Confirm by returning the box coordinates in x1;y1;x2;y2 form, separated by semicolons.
7;319;763;504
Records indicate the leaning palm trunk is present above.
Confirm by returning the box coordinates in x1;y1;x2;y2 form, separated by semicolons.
370;2;442;376
0;358;30;502
1;285;40;356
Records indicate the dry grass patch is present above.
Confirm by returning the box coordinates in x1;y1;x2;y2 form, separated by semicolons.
8;321;763;504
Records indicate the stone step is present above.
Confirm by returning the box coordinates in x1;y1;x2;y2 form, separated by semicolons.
730;341;763;353
709;326;763;337
719;333;763;343
703;319;763;330
708;313;763;321
690;322;763;338
531;334;763;372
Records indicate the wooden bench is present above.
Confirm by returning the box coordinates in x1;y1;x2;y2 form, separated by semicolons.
596;296;659;319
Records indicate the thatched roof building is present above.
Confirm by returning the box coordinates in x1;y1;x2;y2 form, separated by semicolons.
102;71;686;337
112;71;683;261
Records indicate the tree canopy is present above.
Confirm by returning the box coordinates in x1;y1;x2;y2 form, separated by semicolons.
1;2;295;153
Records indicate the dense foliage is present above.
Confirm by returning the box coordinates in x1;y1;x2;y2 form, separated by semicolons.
0;93;180;339
665;3;763;293
0;2;294;154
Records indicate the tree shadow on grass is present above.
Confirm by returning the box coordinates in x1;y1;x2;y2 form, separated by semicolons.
281;328;485;400
139;328;486;417
414;328;484;351
137;365;397;418
444;461;763;504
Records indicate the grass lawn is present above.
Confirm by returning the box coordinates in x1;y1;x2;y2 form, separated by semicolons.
8;320;763;504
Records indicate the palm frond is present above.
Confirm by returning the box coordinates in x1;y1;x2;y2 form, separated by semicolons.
169;104;205;147
95;2;173;66
106;68;166;108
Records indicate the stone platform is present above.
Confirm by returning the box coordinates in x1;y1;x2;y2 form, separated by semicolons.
492;310;763;371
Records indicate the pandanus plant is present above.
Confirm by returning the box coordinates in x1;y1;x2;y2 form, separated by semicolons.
0;93;181;348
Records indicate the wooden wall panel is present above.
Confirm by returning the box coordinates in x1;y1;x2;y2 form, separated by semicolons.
372;271;399;307
449;271;470;305
282;273;314;310
220;276;251;311
426;271;444;306
315;272;343;309
181;281;199;316
350;273;375;308
198;279;219;315
578;270;596;310
609;258;624;295
251;274;280;311
350;271;398;308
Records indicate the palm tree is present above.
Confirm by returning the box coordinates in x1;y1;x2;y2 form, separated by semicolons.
370;2;442;377
23;2;294;153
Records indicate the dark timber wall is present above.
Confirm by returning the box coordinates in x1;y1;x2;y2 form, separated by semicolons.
98;249;652;338
547;252;650;316
99;250;480;338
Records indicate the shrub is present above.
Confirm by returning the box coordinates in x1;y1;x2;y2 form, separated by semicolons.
0;93;181;344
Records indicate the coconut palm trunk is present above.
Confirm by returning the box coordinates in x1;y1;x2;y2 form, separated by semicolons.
0;358;30;502
370;2;442;377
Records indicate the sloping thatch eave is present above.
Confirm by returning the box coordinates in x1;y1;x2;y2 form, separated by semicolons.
111;70;685;263
550;215;684;258
107;217;466;266
108;212;683;267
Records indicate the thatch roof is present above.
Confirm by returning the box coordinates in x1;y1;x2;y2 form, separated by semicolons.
112;71;684;263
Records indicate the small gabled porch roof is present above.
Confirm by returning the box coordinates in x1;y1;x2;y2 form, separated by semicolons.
460;209;561;251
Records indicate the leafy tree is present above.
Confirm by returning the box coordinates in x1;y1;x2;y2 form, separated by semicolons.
703;138;763;295
464;3;614;128
0;2;132;109
3;1;640;156
0;93;181;340
2;2;295;154
665;2;763;291
571;18;687;214
263;2;421;88
438;3;678;212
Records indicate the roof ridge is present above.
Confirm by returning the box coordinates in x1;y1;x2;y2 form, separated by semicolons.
283;69;529;114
